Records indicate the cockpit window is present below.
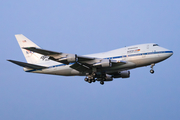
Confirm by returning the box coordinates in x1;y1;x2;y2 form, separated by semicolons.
153;44;159;46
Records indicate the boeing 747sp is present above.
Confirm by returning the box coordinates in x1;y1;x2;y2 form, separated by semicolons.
8;34;173;85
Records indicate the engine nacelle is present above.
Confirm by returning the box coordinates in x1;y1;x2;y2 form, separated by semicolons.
113;71;130;78
121;71;130;78
58;54;78;63
101;59;112;67
67;54;78;62
93;59;112;67
105;74;113;81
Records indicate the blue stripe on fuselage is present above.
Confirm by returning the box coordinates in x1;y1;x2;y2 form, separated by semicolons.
25;51;173;72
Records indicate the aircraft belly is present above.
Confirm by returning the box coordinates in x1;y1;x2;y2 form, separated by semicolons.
129;53;171;67
38;65;81;76
54;66;81;76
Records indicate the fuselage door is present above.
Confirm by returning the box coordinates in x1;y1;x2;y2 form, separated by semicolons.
147;45;149;49
122;47;128;61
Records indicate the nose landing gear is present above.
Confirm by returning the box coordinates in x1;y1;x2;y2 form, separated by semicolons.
150;69;154;74
150;63;155;74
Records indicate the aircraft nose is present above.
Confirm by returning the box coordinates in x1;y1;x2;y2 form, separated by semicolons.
166;51;173;57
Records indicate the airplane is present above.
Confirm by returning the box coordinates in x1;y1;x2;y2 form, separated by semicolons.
8;34;173;85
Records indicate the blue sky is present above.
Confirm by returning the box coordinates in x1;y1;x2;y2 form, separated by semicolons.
0;0;180;120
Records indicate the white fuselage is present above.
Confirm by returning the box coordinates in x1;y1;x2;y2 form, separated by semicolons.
26;43;173;76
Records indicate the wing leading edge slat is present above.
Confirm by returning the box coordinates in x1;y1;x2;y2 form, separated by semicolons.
23;47;95;64
23;47;61;55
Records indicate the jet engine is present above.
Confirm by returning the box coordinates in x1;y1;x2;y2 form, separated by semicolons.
105;74;113;81
113;71;130;78
93;59;112;67
58;54;78;63
67;54;78;62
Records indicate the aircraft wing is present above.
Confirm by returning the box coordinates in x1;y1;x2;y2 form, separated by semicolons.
70;62;90;72
23;47;95;64
23;47;127;72
7;60;48;69
23;47;61;55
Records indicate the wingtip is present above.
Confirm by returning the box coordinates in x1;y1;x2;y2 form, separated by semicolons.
7;59;16;62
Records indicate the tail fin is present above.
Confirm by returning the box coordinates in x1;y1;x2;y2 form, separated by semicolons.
15;34;43;64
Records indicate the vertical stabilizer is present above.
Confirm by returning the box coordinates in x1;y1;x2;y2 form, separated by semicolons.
15;34;42;64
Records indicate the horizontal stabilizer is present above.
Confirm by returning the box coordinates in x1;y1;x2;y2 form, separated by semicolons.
7;60;48;69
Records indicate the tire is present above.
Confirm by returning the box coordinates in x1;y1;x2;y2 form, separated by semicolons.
100;81;104;85
84;78;88;82
88;79;92;83
150;70;154;74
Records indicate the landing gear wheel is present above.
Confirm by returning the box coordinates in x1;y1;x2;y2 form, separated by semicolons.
100;81;104;85
92;72;96;76
150;63;155;74
88;79;92;83
84;78;88;82
92;79;96;82
150;69;154;74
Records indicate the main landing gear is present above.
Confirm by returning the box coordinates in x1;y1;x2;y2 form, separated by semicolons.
150;63;155;74
84;77;96;83
84;73;105;85
84;72;96;83
85;77;105;85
